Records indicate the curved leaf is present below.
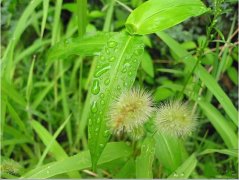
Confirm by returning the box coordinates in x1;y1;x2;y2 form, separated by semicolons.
22;142;132;178
125;0;208;35
88;32;144;170
47;32;116;63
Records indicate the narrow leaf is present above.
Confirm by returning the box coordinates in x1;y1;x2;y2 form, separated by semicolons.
157;31;238;127
168;154;197;179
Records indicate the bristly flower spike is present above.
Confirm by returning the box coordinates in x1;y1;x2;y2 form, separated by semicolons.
108;87;154;138
155;100;197;138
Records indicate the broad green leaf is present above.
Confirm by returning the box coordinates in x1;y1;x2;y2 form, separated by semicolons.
88;32;144;170
168;154;197;179
22;142;132;178
47;32;115;63
115;159;136;178
136;137;155;178
125;0;208;35
154;132;187;174
157;31;238;127
197;99;238;149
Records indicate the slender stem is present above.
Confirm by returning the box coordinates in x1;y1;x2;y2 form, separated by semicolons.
76;0;87;37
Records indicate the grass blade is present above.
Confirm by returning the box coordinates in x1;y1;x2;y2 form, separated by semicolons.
168;153;197;179
156;31;238;127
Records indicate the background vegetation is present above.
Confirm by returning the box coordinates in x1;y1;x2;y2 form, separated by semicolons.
1;0;238;178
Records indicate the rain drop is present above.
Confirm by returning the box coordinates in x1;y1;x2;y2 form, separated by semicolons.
109;57;115;62
99;144;104;148
100;100;105;105
104;78;110;85
97;118;101;123
108;41;118;48
91;101;98;113
89;118;92;125
94;65;111;77
91;79;100;95
135;48;143;56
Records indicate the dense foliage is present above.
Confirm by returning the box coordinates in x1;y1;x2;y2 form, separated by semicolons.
1;0;238;179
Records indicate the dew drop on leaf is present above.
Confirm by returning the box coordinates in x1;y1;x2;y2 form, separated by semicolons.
104;78;110;85
108;41;118;48
91;101;98;113
91;79;100;95
109;57;115;62
134;48;143;56
94;65;111;77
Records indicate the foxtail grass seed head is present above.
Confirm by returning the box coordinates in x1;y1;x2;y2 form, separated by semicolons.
155;100;197;138
108;88;154;136
0;159;22;175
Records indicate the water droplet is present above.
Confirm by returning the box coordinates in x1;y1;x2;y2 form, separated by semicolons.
180;173;185;177
89;118;92;125
91;101;98;113
197;97;202;101
128;72;132;76
91;79;100;95
64;39;71;46
100;100;105;105
100;93;104;98
104;130;110;137
173;173;178;177
135;48;143;56
99;144;104;148
104;78;110;85
123;82;128;87
100;56;105;61
46;170;49;174
121;68;127;73
109;57;115;62
105;48;110;54
94;64;111;77
97;118;101;123
95;127;99;132
117;85;121;90
108;41;117;48
99;111;103;115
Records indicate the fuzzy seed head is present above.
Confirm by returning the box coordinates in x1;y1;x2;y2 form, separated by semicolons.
155;100;197;138
0;159;22;175
108;88;154;135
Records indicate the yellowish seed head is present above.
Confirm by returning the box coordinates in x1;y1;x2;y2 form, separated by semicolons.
155;100;197;138
108;88;154;136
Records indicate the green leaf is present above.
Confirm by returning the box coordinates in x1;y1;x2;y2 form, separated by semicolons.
31;120;79;178
199;149;238;158
22;142;132;178
47;32;115;63
141;52;154;78
125;0;208;35
154;132;187;173
136;137;155;178
197;99;238;149
168;153;197;179
115;159;136;178
157;31;238;127
227;67;238;85
88;32;144;170
31;120;69;160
